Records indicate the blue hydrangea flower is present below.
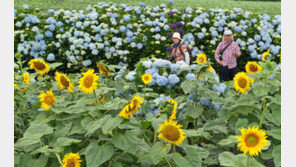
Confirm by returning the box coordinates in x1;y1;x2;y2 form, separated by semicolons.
137;43;143;49
156;76;168;86
168;0;174;4
35;34;44;41
82;60;92;66
211;30;218;37
234;26;242;33
139;2;146;7
142;60;152;68
126;71;136;81
197;33;205;39
123;15;131;22
250;51;258;59
48;24;55;31
47;53;55;61
119;26;127;32
186;73;196;80
168;74;180;85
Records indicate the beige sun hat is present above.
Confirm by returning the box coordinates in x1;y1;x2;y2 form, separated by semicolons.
172;32;182;40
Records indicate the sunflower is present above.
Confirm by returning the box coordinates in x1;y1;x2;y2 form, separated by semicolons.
236;126;269;156
38;90;57;110
167;99;177;121
262;52;271;62
233;72;254;94
158;119;186;145
20;88;27;92
92;94;105;105
14;83;18;88
97;62;111;76
118;94;145;119
28;59;50;75
245;62;262;74
142;73;152;85
206;65;214;72
23;73;30;85
196;53;207;65
78;69;99;94
55;71;74;92
62;153;82;167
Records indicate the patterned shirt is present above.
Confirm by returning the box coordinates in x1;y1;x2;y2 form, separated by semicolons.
214;41;241;69
171;43;187;62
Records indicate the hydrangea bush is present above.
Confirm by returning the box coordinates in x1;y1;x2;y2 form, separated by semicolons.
14;2;281;73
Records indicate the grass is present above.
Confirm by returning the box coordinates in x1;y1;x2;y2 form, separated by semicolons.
15;0;280;16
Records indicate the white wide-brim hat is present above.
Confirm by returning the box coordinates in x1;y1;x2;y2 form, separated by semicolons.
172;32;182;40
224;30;233;35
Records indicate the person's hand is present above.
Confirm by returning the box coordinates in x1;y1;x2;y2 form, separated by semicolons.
232;51;238;56
218;61;223;65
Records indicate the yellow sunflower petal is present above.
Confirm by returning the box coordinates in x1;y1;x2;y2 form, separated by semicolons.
158;119;186;145
28;59;50;75
233;72;253;94
55;71;74;92
245;62;262;74
62;152;82;167
78;69;99;94
23;73;30;85
236;126;269;156
38;89;56;110
196;53;207;65
118;94;145;119
142;73;152;85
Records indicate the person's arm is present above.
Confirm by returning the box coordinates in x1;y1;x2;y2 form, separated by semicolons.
215;43;222;63
184;51;190;65
180;44;190;65
234;42;241;57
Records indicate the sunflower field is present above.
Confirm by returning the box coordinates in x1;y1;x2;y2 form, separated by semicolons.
14;1;281;167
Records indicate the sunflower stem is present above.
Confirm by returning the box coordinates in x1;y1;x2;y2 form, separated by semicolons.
153;129;157;144
246;154;251;167
93;90;98;102
166;158;172;167
114;152;126;162
55;152;63;166
47;150;63;166
194;119;198;130
259;96;266;129
71;92;75;101
173;144;176;152
258;113;265;129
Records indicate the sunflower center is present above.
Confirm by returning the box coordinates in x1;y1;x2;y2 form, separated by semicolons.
44;95;54;105
67;159;76;167
162;125;180;141
249;64;258;72
126;103;137;113
144;76;150;81
60;75;70;87
33;61;46;70
238;78;247;88
245;134;259;147
198;57;204;63
83;75;94;88
98;64;108;73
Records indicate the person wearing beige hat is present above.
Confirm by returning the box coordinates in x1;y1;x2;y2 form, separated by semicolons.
168;32;191;65
215;30;241;81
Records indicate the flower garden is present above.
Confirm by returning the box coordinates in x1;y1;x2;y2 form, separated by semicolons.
14;1;281;167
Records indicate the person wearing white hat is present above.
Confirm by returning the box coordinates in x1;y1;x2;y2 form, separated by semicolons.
168;32;191;65
214;30;241;81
